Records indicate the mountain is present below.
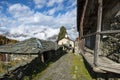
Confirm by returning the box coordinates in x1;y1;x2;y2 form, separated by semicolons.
47;35;58;42
0;27;77;41
0;27;59;41
0;35;18;45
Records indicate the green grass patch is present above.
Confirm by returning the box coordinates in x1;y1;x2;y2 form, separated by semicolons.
31;62;52;80
0;64;4;73
70;53;92;80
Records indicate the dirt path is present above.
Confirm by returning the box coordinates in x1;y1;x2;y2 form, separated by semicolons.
34;53;91;80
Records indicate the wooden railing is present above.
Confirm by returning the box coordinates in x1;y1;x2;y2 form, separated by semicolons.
82;30;120;38
81;30;120;66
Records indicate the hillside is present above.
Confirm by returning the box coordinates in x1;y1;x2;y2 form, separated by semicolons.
0;35;18;45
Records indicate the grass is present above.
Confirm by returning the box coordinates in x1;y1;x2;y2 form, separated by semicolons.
0;63;8;74
70;53;92;80
0;64;4;73
31;63;52;80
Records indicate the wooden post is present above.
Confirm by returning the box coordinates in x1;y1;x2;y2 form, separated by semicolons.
78;32;80;45
79;0;88;53
41;53;44;63
94;0;103;66
80;0;88;38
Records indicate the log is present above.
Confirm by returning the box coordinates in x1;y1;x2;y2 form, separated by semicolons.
94;0;103;66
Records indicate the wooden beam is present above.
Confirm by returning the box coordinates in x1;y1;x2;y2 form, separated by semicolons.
80;0;88;39
77;32;80;51
81;30;120;39
94;0;103;66
79;0;88;53
41;53;44;63
82;32;97;38
0;52;39;55
100;30;120;34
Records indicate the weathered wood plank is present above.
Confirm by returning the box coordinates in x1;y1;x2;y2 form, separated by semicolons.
82;47;120;74
82;32;96;38
82;30;120;38
100;30;120;34
98;57;120;74
94;0;103;66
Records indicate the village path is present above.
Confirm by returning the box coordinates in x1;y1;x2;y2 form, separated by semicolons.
34;53;91;80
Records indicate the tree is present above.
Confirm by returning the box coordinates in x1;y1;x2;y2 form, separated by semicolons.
57;26;67;41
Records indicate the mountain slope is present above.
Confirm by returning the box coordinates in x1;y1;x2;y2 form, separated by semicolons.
0;35;18;45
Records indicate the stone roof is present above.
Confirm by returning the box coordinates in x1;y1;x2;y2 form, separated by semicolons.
0;38;60;54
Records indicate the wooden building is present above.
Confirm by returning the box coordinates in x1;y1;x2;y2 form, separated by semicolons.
77;0;120;74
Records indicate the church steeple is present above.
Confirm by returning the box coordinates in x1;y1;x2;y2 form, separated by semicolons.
65;33;68;38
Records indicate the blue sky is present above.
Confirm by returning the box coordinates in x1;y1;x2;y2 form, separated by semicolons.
0;0;77;40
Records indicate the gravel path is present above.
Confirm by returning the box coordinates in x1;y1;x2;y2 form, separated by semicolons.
37;53;73;80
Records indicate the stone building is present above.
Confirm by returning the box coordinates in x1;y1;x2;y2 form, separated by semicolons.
58;34;74;47
58;33;74;52
0;38;60;63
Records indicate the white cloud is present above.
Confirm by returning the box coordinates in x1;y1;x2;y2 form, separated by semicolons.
0;6;3;11
47;0;56;7
8;4;34;18
47;2;64;15
8;25;59;40
0;2;77;40
33;0;46;9
0;1;11;7
0;14;12;28
56;8;76;27
65;0;76;10
48;8;56;15
47;0;63;7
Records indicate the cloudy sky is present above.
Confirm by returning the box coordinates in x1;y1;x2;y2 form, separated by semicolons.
0;0;77;40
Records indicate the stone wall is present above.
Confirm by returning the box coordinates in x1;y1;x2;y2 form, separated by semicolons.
0;48;64;80
101;15;120;63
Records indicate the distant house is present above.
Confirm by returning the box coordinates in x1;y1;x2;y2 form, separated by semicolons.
58;34;74;52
